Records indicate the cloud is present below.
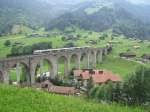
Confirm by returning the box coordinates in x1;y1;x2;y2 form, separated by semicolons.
127;0;150;5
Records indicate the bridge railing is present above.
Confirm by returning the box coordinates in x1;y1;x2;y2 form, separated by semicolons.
0;46;105;62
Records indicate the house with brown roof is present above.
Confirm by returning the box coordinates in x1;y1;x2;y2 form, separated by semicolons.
74;69;121;87
74;70;90;86
33;80;79;96
48;86;77;96
120;52;136;59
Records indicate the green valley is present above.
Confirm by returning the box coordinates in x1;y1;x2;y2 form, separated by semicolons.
0;27;150;79
0;0;150;111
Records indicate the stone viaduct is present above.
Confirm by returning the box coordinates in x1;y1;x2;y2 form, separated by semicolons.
0;46;110;86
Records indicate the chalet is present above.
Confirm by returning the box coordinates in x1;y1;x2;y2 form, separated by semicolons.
48;86;77;96
137;40;143;43
120;52;136;59
112;33;119;37
27;34;49;38
31;80;78;96
133;46;141;49
142;54;150;61
108;41;118;44
74;69;121;87
88;40;97;45
62;35;78;41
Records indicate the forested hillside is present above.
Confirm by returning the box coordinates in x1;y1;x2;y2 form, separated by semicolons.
0;0;79;35
0;0;150;40
46;0;150;40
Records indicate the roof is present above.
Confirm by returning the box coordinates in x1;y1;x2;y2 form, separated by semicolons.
120;52;136;57
74;70;82;77
82;71;90;80
133;46;141;48
74;70;121;84
92;73;121;84
48;86;75;95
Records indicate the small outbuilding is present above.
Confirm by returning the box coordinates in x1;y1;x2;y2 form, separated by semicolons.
133;46;141;49
120;52;136;59
48;86;77;96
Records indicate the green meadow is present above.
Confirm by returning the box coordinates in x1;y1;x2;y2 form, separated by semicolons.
97;55;141;78
0;85;146;112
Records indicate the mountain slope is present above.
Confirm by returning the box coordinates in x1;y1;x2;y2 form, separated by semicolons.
46;0;150;40
0;0;150;40
0;0;50;34
0;85;145;112
0;0;78;35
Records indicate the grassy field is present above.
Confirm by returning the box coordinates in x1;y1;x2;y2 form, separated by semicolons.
110;36;150;58
1;27;150;58
0;27;109;58
0;84;146;112
97;55;142;78
0;27;150;80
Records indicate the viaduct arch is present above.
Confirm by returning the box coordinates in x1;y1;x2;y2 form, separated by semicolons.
0;46;110;86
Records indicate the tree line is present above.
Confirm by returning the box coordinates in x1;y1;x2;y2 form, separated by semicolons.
7;42;52;57
87;66;150;110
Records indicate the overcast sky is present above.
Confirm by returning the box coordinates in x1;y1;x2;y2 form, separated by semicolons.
42;0;150;5
127;0;150;4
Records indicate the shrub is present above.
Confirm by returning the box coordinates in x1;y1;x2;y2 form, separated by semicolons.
88;66;150;107
89;85;99;98
63;42;76;48
122;66;150;105
95;84;106;101
8;41;52;56
4;40;11;47
99;33;108;40
77;34;81;38
49;76;74;87
61;36;66;41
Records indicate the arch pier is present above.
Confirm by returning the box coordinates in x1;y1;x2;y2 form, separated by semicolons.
0;46;111;86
